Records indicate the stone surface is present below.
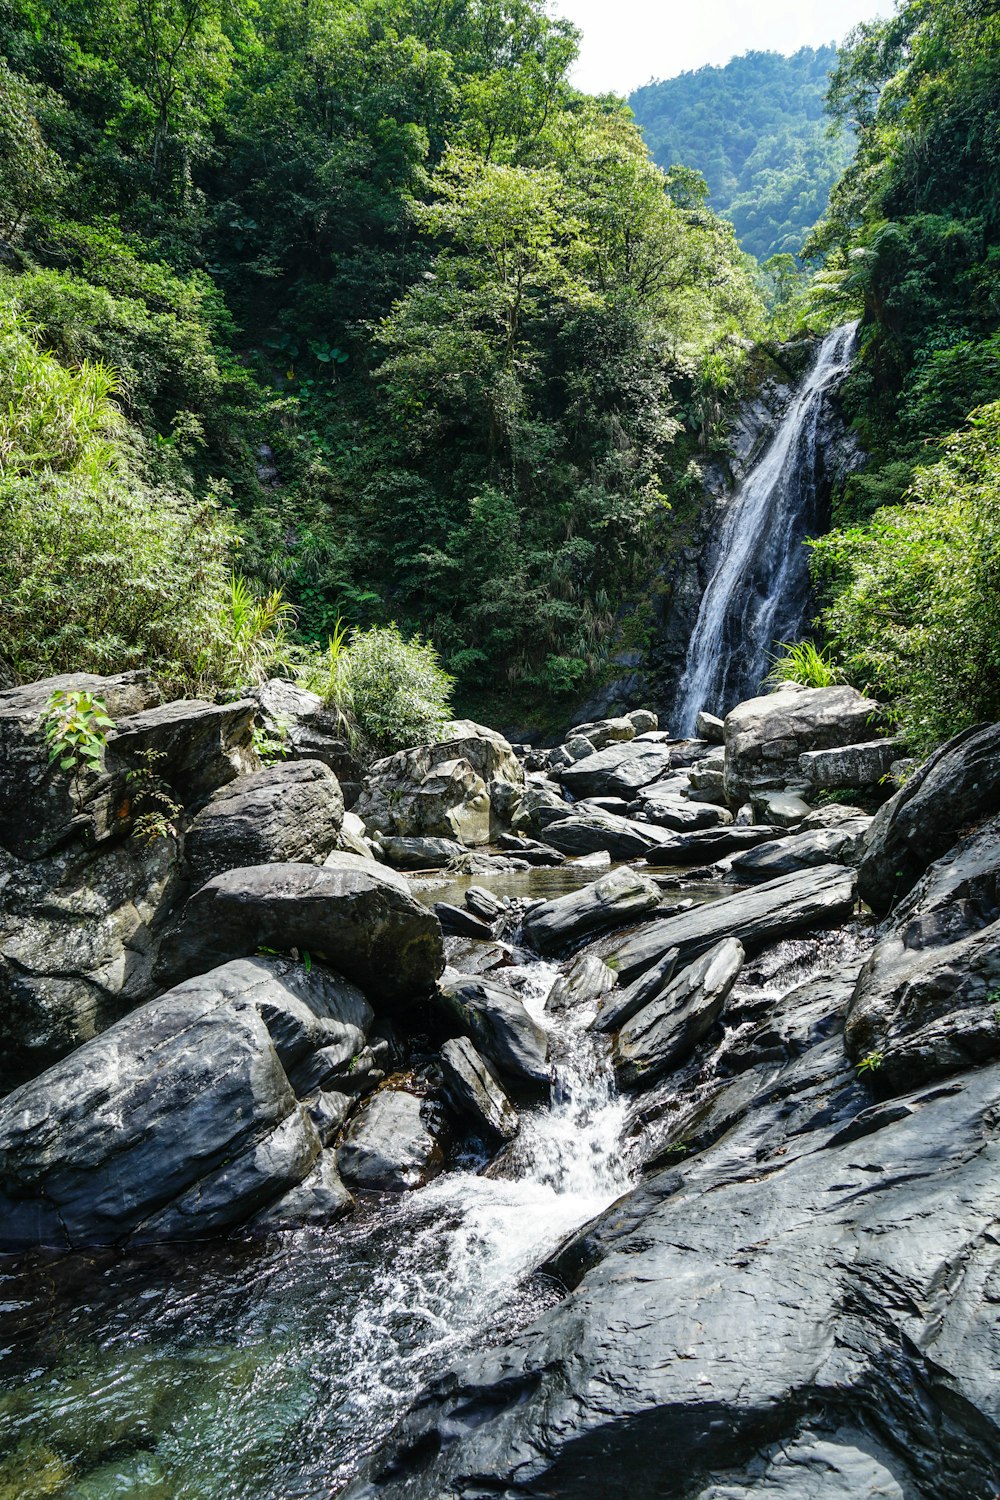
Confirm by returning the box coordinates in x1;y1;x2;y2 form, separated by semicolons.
539;813;671;860
379;835;464;869
643;825;787;866
857;721;1000;916
545;951;617;1016
613;938;744;1087
157;862;445;1004
559;742;675;801
440;1036;519;1143
434;902;494;940
749;788;812;826
253;678;362;786
628;783;733;832
696;709;725;743
519;868;662;956
337;1088;444;1192
184;760;344;888
608;864;857;981
0;957;373;1249
495;832;566;865
723;684;884;805
567;716;636;750
626;709;658;735
509;782;572;834
108;697;258;805
436;973;549;1086
590;947;679;1034
799;738;904;790
731;822;870;880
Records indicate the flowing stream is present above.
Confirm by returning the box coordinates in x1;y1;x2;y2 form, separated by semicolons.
673;321;859;734
0;945;634;1499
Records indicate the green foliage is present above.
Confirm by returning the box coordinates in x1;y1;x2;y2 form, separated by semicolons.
42;689;116;780
630;47;854;262
334;624;454;759
126;747;181;844
856;1049;884;1074
812;402;1000;751
766;640;845;689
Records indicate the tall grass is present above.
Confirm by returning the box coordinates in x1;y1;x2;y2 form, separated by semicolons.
765;639;845;689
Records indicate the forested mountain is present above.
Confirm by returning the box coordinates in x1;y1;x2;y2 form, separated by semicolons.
629;47;854;262
0;0;763;719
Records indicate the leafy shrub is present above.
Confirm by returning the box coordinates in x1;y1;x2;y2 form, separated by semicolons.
331;624;454;759
765;640;845;689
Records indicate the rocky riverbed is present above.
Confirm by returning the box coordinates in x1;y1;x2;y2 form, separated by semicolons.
1;673;999;1497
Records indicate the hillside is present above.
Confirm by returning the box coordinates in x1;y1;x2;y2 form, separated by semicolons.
629;46;854;262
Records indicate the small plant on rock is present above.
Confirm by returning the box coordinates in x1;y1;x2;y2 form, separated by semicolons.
856;1049;885;1075
42;688;116;787
126;748;181;845
251;715;290;764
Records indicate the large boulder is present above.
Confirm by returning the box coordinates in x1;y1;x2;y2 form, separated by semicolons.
253;678;362;788
643;825;787;865
723;684;883;805
436;973;549;1087
559;742;675;801
520;868;662;956
337;1088;444;1192
798;739;904;791
613;938;744;1087
730;821;870;880
539;813;672;861
440;1036;519;1143
184;760;344;888
509;781;572;835
845;814;1000;1093
0;956;374;1250
108;697;257;805
629;782;732;832
857;722;1000;916
567;716;637;750
608;864;856;982
157;862;445;1004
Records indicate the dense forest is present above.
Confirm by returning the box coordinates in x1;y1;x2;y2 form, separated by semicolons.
0;0;763;726
629;47;854;262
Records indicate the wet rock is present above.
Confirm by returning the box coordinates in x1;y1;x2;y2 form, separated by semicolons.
0;956;373;1250
609;864;856;981
573;849;613;871
436;973;549;1086
858;721;1000;916
434;903;493;940
696;710;725;743
643;825;787;865
591;947;679;1034
545;952;617;1016
540;813;671;860
463;885;506;924
731;822;870;880
559;742;675;800
724;684;884;805
520;868;662;956
749;788;812;826
184;760;344;888
443;938;511;977
440;1036;519;1143
157;862;444;1004
447;851;530;876
379;835;464;869
799;739;904;791
613;938;744;1087
337;1089;444;1192
251;1150;354;1229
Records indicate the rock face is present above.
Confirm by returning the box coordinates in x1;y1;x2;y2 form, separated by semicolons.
846;814;1000;1093
519;868;662;956
559;742;675;801
730;822;870;879
157;862;445;1004
613;938;744;1087
643;824;786;865
539;813;671;860
799;738;903;790
608;864;856;981
436;973;549;1086
440;1036;519;1143
723;684;883;804
253;678;362;788
108;697;258;804
857;722;1000;915
0;957;374;1250
337;1089;443;1191
184;760;344;888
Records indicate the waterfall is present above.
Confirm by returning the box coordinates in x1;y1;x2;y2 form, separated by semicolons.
673;321;859;735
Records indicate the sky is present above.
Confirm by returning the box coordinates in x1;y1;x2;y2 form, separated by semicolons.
557;0;895;97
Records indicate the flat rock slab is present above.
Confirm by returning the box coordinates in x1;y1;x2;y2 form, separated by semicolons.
643;825;786;865
157;862;445;1004
440;1035;519;1143
608;864;856;982
613;938;744;1087
519;868;662;956
540;814;671;860
184;759;344;887
731;822;870;880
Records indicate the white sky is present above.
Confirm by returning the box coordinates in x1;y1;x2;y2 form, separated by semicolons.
556;0;896;96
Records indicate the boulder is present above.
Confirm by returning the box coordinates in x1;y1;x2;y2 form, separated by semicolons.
434;903;494;940
157;862;445;1004
749;788;812;827
464;885;507;923
799;803;868;831
495;833;566;866
643;825;787;865
108;697;257;805
628;784;733;832
563;735;596;761
608;864;856;982
845;814;1000;1093
798;739;904;791
440;1036;519;1143
723;684;884;805
253;678;362;787
0;956;373;1250
613;938;744;1087
436;973;549;1086
540;813;672;861
322;848;409;892
857;722;1000;916
545;951;617;1016
509;782;571;834
520;868;662;956
559;742;675;801
696;709;725;743
568;716;636;750
251;1149;353;1230
590;947;679;1034
731;822;871;880
184;760;344;888
626;709;658;735
337;1089;444;1192
379;835;465;869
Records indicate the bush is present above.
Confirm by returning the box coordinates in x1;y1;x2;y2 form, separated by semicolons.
330;624;454;759
811;401;1000;751
765;640;845;689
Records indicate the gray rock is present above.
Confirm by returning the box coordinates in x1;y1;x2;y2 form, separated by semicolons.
545;952;617;1015
464;885;506;923
590;947;679;1033
572;849;613;871
157;862;445;1004
380;835;465;869
626;709;658;734
440;1036;519;1143
858;721;1000;915
540;813;672;860
643;825;787;865
436;973;549;1086
798;738;904;790
108;697;258;805
629;784;733;832
749;788;812;826
495;833;566;865
568;716;636;750
0;956;372;1250
696;710;725;743
563;735;596;761
724;684;884;804
509;780;571;833
613;938;744;1087
559;742;675;800
253;678;362;785
250;1149;353;1230
337;1089;443;1191
608;864;857;981
799;803;868;831
731;822;870;879
184;760;344;888
576;796;631;817
322;848;409;892
336;810;377;859
434;903;494;940
520;868;662;956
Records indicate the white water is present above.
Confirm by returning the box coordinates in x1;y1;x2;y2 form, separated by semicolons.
674;321;859;735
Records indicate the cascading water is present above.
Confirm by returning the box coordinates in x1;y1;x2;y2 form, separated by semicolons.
673;321;859;735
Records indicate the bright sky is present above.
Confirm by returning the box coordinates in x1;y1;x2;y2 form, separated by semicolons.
556;0;895;96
